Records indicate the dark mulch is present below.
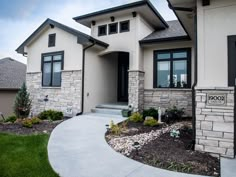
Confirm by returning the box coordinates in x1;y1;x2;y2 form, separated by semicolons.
128;129;220;176
0;120;66;135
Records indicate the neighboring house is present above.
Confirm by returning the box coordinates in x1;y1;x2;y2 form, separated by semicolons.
16;0;235;158
0;58;26;117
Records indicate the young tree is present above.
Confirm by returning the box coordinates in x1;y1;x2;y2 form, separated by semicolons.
14;83;32;118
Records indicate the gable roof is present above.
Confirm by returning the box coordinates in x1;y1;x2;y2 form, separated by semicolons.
0;58;26;90
73;0;168;29
140;20;190;44
16;18;109;54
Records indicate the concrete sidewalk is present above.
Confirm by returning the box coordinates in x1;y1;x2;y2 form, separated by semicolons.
221;157;236;177
48;113;209;177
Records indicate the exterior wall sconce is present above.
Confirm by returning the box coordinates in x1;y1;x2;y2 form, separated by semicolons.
110;16;115;22
92;21;96;26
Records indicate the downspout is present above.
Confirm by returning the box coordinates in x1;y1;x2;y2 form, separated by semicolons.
192;9;198;150
76;41;96;116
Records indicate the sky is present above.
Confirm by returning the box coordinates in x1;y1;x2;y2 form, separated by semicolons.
0;0;176;64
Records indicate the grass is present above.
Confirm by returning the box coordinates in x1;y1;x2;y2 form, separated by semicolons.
0;133;59;177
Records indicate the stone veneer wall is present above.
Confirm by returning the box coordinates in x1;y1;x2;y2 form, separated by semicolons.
26;70;82;117
144;89;192;117
195;87;235;158
128;71;144;112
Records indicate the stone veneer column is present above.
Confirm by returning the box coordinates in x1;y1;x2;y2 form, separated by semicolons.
26;70;82;117
128;70;144;112
195;87;235;158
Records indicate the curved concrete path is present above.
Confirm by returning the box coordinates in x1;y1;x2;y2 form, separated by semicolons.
48;114;208;177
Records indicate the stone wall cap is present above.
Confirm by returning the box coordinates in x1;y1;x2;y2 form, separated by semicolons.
195;87;234;91
128;70;145;73
145;88;192;91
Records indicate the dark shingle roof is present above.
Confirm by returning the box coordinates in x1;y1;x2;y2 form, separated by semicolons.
0;58;26;90
140;20;190;44
16;18;109;54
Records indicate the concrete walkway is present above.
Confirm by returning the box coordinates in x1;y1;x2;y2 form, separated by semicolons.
221;157;236;177
48;114;209;177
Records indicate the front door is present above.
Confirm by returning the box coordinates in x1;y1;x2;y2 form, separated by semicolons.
118;52;129;102
228;35;236;157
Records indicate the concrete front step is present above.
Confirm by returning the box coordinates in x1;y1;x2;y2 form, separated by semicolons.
91;108;122;116
96;103;128;110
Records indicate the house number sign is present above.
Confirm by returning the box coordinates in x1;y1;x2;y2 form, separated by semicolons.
207;94;226;105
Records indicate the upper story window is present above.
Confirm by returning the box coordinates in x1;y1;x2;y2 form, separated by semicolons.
48;34;56;47
153;48;191;88
98;25;107;36
42;51;64;87
109;23;118;34
120;20;130;33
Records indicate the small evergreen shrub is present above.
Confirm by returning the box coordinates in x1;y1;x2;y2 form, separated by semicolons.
5;115;17;123
128;112;143;123
31;117;41;124
143;108;158;119
38;110;63;121
22;119;33;128
143;117;159;127
14;83;32;118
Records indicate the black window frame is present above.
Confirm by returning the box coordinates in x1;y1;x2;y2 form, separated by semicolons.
120;20;130;33
41;51;64;87
98;25;107;36
109;22;118;35
48;33;56;47
153;48;191;89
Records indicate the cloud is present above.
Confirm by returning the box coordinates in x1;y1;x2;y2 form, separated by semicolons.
0;0;176;64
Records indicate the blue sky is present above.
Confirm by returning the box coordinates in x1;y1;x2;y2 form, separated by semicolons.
0;0;176;64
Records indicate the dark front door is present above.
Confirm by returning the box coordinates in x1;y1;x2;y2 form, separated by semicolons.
228;35;236;157
118;52;129;102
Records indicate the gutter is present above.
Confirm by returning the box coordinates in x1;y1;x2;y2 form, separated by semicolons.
76;42;96;116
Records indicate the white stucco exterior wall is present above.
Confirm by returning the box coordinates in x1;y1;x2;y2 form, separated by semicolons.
91;14;154;71
84;49;118;112
26;26;83;72
143;41;194;89
197;0;236;87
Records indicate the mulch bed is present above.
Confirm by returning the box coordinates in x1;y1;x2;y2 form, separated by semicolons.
0;119;67;135
107;120;220;176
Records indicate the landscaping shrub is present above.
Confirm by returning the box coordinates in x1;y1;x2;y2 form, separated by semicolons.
143;117;159;127
163;106;185;123
14;83;32;119
128;112;143;123
22;119;33;128
110;120;121;135
5;115;17;123
31;117;41;124
143;108;158;119
38;110;63;121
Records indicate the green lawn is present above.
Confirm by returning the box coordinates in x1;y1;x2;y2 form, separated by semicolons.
0;133;59;177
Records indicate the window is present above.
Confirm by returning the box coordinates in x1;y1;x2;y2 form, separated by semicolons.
120;20;130;33
48;34;56;47
154;48;191;88
41;51;64;87
98;25;107;36
109;23;118;34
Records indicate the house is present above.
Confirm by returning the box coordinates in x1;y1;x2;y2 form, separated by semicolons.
16;0;235;158
0;58;26;117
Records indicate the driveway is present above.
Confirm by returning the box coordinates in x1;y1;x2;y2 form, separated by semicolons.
48;113;209;177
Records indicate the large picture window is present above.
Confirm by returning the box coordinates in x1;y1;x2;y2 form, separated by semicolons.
41;51;64;87
154;48;191;88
